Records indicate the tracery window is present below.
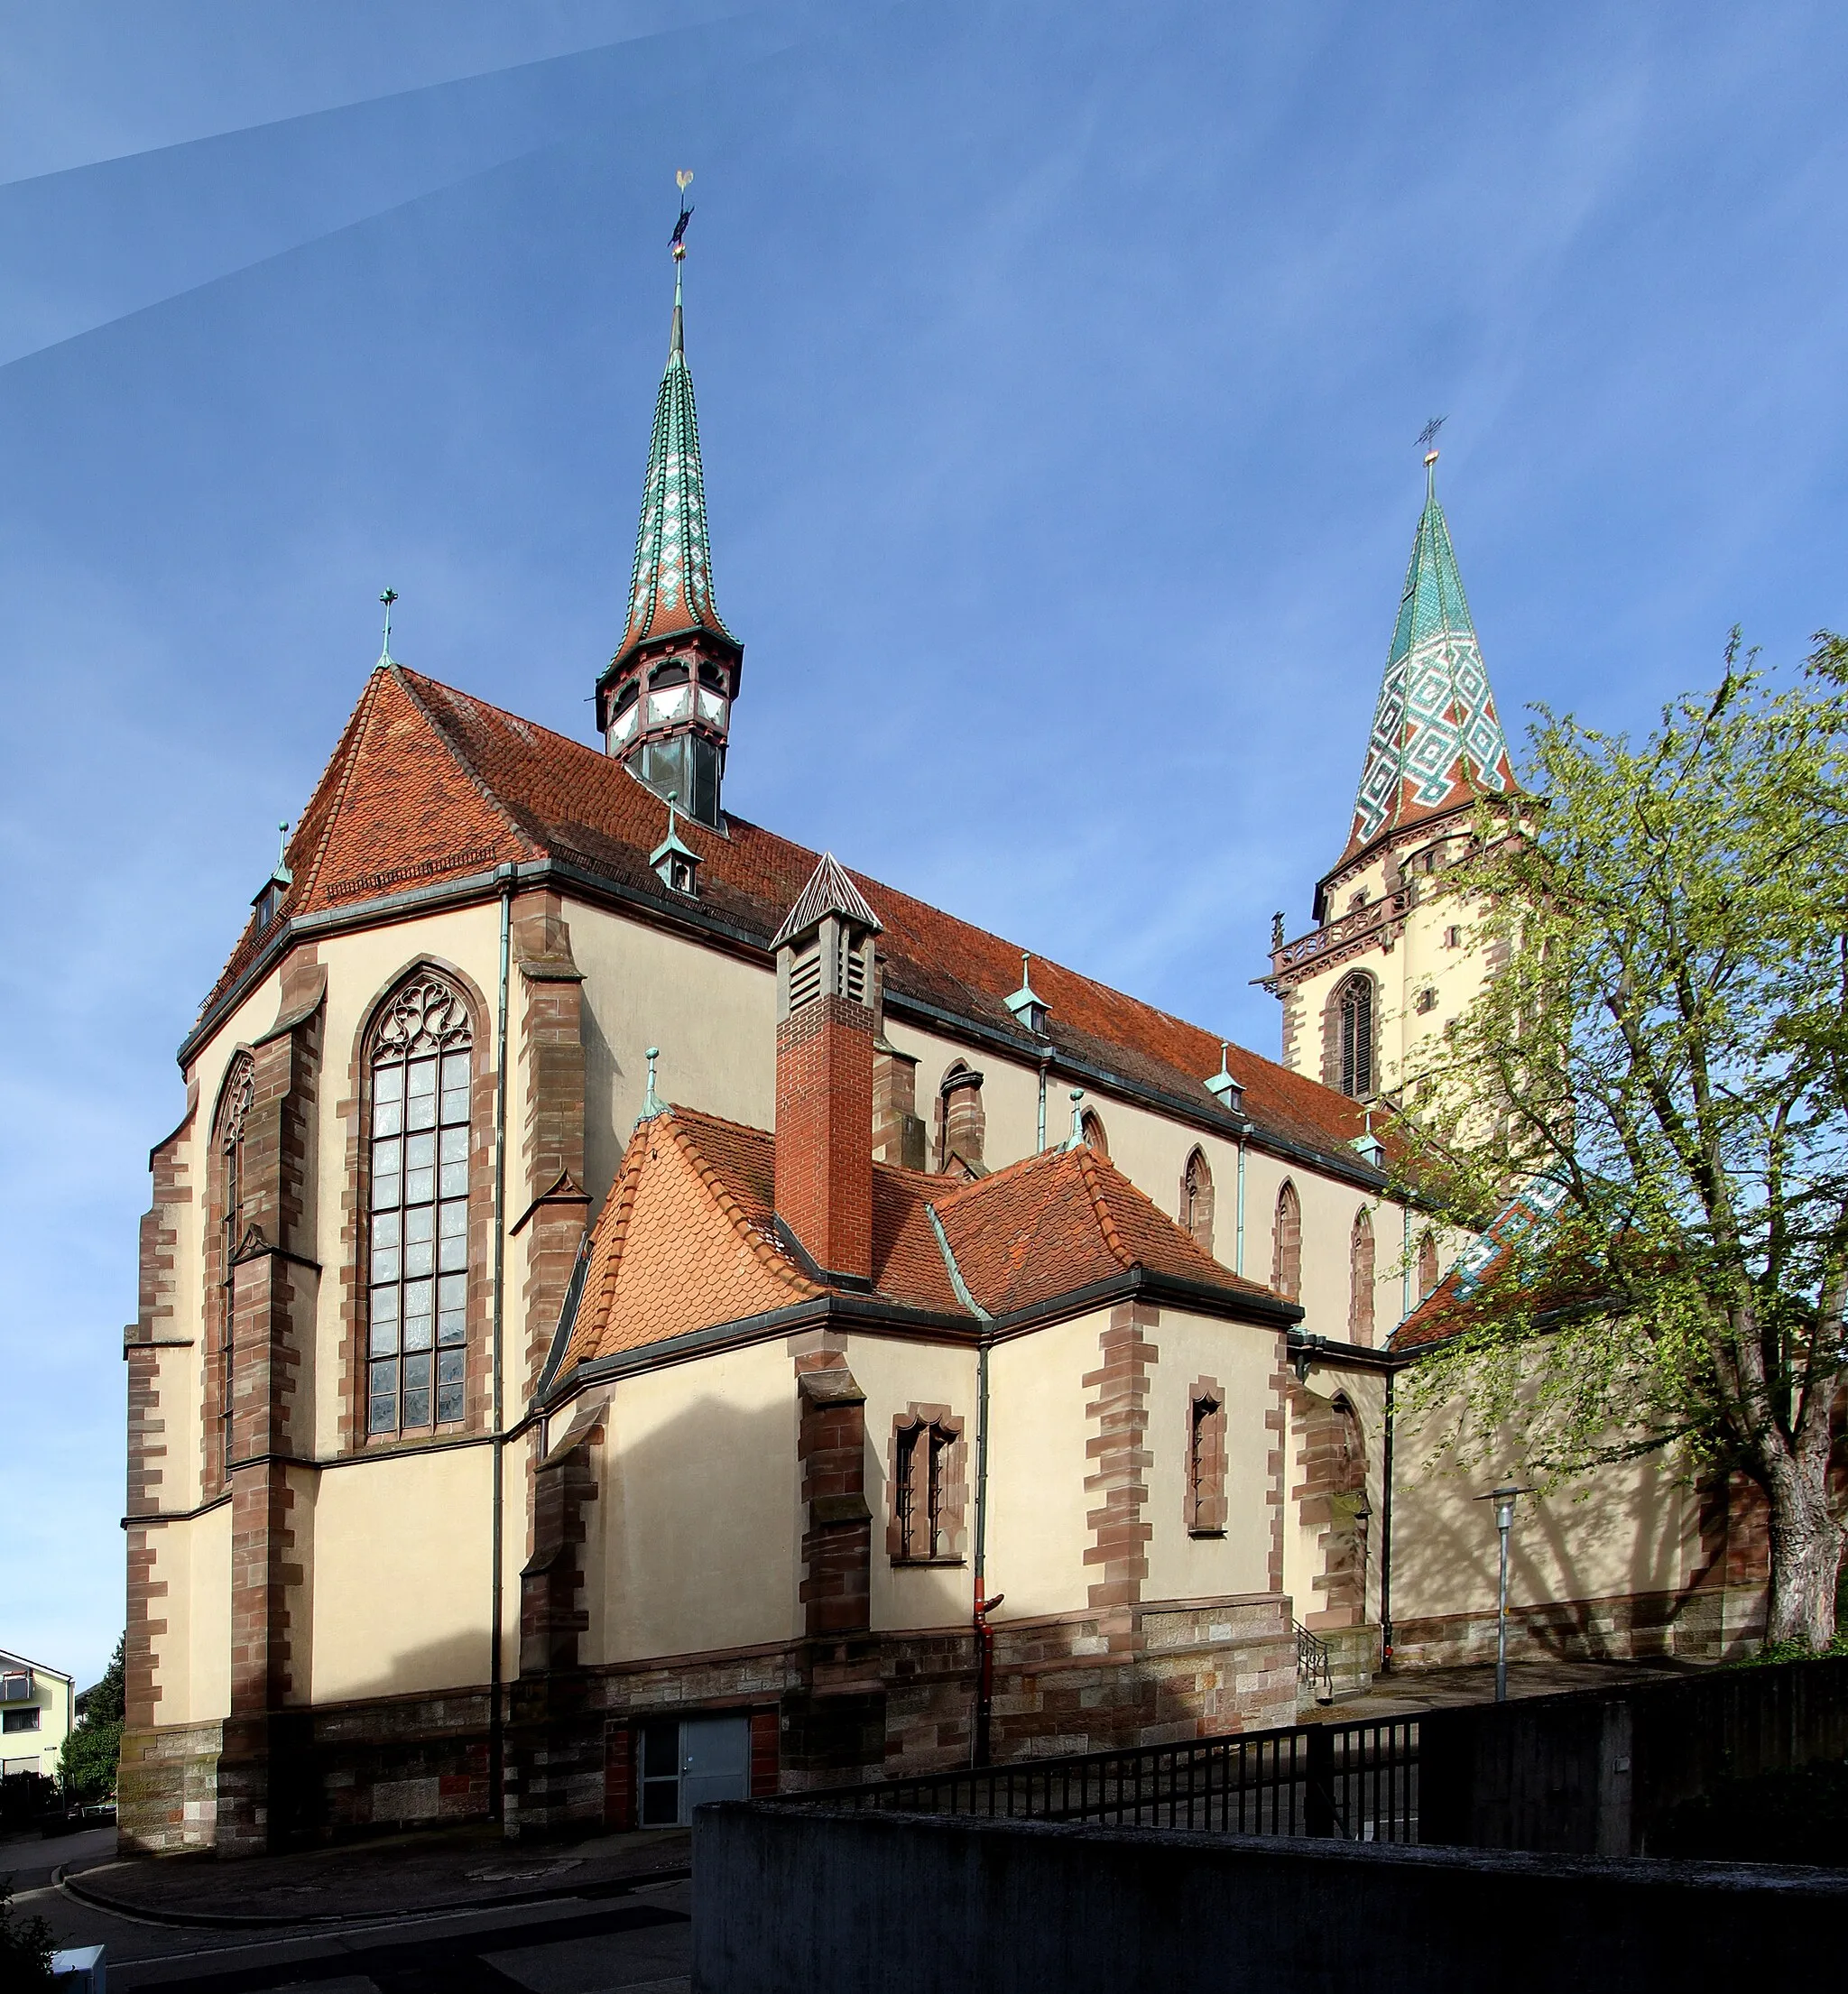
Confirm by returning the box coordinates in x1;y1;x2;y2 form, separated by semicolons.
1182;1149;1215;1256
1272;1180;1302;1302
1335;974;1375;1099
366;974;474;1438
1349;1208;1375;1346
211;1054;255;1486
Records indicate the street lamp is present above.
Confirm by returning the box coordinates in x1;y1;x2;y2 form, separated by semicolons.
1474;1480;1531;1702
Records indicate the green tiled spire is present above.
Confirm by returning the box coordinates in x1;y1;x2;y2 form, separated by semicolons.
614;268;734;666
1346;457;1515;858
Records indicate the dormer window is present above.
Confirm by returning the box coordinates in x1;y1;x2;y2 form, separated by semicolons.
254;882;282;934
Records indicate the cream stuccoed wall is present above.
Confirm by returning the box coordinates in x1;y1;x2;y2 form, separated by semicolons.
582;1339;801;1667
137;1501;233;1728
310;1443;495;1703
984;1313;1101;1621
840;1334;981;1636
562;900;778;1209
1391;1389;1697;1626
1141;1313;1281;1608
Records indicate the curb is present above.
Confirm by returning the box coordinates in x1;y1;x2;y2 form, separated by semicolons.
54;1857;691;1931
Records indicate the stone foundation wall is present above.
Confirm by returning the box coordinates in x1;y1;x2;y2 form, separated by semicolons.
116;1593;1297;1853
1388;1583;1756;1675
118;1720;224;1855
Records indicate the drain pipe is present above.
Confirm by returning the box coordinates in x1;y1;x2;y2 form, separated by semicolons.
1036;1050;1050;1153
489;868;513;1818
1234;1128;1248;1278
929;1205;999;1768
1380;1366;1396;1673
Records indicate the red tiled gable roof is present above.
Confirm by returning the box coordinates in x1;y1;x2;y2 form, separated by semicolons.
560;1105;1287;1376
202;664;1381;1174
1388;1186;1599;1352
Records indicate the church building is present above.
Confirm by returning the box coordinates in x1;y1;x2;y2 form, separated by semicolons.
118;240;1765;1856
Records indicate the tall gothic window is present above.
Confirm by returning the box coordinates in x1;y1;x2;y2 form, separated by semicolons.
1336;974;1375;1099
1080;1110;1109;1158
1182;1149;1214;1256
366;974;474;1438
212;1055;255;1486
1349;1207;1375;1346
1272;1180;1302;1301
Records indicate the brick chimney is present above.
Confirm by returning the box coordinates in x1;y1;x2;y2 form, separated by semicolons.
772;854;882;1284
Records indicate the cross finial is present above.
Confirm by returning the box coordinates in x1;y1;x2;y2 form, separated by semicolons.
377;587;398;668
1418;416;1446;480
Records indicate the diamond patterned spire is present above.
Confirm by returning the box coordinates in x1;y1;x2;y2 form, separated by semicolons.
1344;461;1516;861
614;272;734;667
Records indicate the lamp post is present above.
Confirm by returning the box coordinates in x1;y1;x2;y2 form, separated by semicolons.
1475;1481;1530;1702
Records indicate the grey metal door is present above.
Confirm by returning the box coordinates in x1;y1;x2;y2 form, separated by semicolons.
678;1713;751;1822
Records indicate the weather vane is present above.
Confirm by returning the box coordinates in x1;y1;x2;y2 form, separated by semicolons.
670;170;694;262
1418;415;1446;464
377;587;398;668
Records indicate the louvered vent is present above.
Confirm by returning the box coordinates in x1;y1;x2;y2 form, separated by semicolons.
838;935;866;1004
790;944;822;1011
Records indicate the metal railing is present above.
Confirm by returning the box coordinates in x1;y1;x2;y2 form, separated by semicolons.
768;1715;1420;1843
1296;1621;1334;1704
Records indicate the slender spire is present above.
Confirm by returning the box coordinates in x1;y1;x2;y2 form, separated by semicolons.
613;177;732;668
1344;448;1515;860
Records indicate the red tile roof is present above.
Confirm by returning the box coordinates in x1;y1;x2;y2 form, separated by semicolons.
559;1105;1288;1375
201;664;1383;1176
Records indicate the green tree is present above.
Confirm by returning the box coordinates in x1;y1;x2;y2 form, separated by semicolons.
1396;637;1848;1649
58;1635;124;1805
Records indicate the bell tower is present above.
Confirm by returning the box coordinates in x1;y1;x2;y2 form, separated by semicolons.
1267;449;1520;1103
596;181;742;827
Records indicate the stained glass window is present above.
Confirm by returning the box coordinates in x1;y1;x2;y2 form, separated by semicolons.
366;974;472;1437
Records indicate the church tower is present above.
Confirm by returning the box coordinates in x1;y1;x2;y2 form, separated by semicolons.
1267;452;1519;1103
595;230;742;827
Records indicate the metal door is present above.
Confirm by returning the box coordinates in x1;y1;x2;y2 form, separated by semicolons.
678;1713;751;1822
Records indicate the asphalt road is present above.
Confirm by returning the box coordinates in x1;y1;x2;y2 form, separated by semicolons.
3;1835;693;1993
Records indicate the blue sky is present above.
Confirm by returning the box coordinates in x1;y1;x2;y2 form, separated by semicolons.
4;1;1845;1688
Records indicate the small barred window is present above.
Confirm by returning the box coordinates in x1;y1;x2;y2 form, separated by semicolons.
366;974;473;1437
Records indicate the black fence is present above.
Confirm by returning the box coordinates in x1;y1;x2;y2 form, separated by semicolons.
768;1715;1420;1843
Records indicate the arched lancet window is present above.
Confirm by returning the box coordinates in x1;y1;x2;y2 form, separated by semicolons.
1349;1207;1375;1346
1272;1180;1302;1302
1080;1110;1109;1159
1417;1230;1440;1304
210;1054;255;1489
1182;1149;1215;1256
1335;974;1375;1099
936;1061;985;1176
366;974;474;1438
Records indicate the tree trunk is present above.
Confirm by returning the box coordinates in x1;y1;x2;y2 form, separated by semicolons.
1762;1454;1844;1649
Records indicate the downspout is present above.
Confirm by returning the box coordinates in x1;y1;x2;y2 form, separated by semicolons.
489;868;513;1818
1234;1127;1248;1278
1036;1050;1049;1153
1401;1205;1412;1324
1379;1367;1395;1672
929;1205;999;1767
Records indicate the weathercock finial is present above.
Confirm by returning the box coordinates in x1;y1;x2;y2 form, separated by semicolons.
670;171;694;262
377;587;398;669
1417;415;1446;482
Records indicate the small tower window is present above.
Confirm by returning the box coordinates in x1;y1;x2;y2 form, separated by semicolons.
1336;974;1375;1099
608;679;640;749
1444;924;1462;950
1414;986;1438;1015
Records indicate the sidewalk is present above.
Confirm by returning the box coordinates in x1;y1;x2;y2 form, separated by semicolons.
58;1819;691;1929
1304;1652;1712;1722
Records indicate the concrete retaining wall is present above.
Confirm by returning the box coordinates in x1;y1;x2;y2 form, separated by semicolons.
693;1804;1845;1994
